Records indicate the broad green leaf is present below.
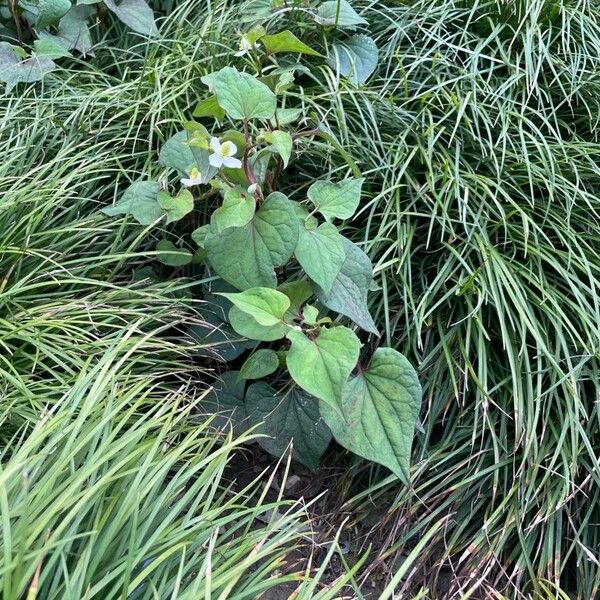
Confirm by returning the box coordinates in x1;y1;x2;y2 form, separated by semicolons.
240;349;279;379
246;383;332;470
271;107;303;126
244;24;266;45
159;130;216;182
33;37;72;59
320;348;421;483
315;0;368;27
58;6;93;55
260;130;293;167
158;189;194;224
211;189;255;232
191;225;211;248
220;287;290;326
199;371;248;434
103;0;157;36
156;239;192;266
229;306;288;342
101;181;164;225
279;280;313;320
158;131;194;173
204;67;276;120
286;326;360;410
295;222;345;294
328;34;378;84
261;30;323;56
37;0;71;28
302;304;319;325
0;43;55;92
316;236;378;335
193;95;226;121
205;192;299;290
307;177;363;221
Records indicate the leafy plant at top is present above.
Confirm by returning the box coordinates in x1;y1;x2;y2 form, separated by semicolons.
100;1;421;480
0;0;157;89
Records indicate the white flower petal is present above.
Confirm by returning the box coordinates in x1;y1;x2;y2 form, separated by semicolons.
221;140;238;157
210;137;221;154
222;156;242;169
180;178;193;187
234;49;247;57
209;153;223;168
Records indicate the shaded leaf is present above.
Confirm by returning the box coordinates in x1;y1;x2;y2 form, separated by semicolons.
192;95;226;121
328;34;378;84
37;0;71;28
103;0;157;36
101;181;164;225
246;383;332;470
316;236;378;335
199;371;249;434
156;239;192;266
0;43;55;92
240;349;279;379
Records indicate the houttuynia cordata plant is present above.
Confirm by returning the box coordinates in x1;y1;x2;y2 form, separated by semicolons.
101;1;422;483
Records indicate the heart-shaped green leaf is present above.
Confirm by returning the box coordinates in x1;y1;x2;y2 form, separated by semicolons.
286;326;360;410
228;306;288;341
205;67;276;121
103;0;157;36
261;30;323;56
315;0;368;27
36;0;71;29
205;192;299;290
158;189;194;224
156;239;192;266
211;189;255;232
260;130;293;167
246;383;332;470
307;177;363;221
328;34;378;84
320;348;421;484
220;287;290;326
295;222;345;294
101;181;163;225
240;349;279;379
316;236;378;335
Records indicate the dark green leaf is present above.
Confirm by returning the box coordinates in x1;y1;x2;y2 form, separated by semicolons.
240;349;279;379
246;383;332;469
316;236;378;335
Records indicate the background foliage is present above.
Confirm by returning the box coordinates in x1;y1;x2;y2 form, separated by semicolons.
2;0;600;597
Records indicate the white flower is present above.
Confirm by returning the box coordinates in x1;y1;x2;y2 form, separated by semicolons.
235;36;260;57
209;137;242;169
180;166;203;187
